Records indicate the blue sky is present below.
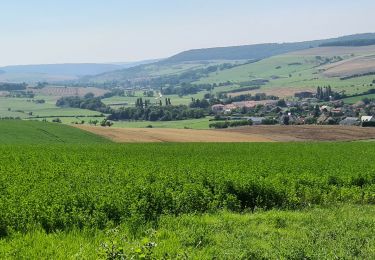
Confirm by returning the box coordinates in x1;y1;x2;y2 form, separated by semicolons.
0;0;374;66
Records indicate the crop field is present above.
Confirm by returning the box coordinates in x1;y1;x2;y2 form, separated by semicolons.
0;120;109;144
225;125;375;142
32;86;108;97
76;124;375;142
322;55;375;78
0;141;375;258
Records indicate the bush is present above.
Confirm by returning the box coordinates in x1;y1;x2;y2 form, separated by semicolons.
362;121;375;127
209;120;251;129
209;122;229;129
262;118;278;125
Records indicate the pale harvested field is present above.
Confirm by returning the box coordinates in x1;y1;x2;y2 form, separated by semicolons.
230;87;315;98
75;125;274;143
322;55;375;77
75;125;375;143
33;87;108;97
226;125;375;142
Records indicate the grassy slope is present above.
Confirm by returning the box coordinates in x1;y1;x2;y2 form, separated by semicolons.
342;93;375;104
87;61;225;83
0;120;109;144
197;47;375;96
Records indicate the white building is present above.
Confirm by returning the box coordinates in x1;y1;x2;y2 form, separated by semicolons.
361;116;375;122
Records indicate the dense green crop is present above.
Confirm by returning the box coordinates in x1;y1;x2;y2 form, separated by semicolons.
0;142;374;238
0;120;110;144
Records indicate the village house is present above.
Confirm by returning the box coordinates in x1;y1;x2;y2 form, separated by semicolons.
331;107;343;116
211;104;225;113
361;116;375;122
294;91;314;99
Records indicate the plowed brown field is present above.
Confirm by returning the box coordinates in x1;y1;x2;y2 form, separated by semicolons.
75;125;273;142
225;125;375;141
75;125;375;143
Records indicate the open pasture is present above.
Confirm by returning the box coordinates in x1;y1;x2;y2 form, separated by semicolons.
0;96;103;119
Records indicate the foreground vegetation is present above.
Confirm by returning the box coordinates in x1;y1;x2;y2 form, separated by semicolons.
2;205;374;259
0;141;375;258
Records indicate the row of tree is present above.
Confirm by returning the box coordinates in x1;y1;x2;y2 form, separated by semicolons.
108;105;205;121
0;83;27;91
56;94;109;113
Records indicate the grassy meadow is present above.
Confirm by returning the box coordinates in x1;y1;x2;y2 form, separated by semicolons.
111;117;212;129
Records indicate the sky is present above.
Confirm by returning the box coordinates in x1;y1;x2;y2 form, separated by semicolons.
0;0;374;66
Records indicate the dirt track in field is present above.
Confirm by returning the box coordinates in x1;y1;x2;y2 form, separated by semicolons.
75;125;274;143
75;125;375;143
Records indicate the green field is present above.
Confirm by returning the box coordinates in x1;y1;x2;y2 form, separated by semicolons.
0;96;102;119
0;140;375;258
0;120;109;144
342;93;375;104
112;117;212;129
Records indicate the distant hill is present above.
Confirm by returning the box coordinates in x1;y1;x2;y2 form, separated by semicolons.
84;33;375;84
1;63;122;77
0;60;158;83
165;33;375;63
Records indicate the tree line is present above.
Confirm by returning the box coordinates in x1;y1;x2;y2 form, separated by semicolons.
108;105;205;121
0;83;27;91
56;94;206;122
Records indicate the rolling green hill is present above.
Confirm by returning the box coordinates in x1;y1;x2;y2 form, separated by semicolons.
0;60;158;83
196;45;375;97
0;120;109;144
82;33;375;100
